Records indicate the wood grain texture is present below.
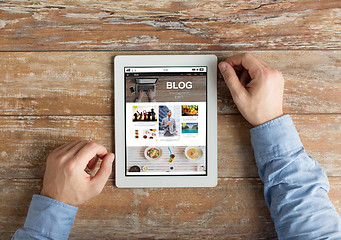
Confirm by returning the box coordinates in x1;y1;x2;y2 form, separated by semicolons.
0;1;340;239
0;116;114;179
0;114;339;179
0;0;340;51
0;51;340;115
1;178;341;240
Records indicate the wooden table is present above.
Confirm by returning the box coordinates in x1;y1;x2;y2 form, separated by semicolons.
0;1;340;239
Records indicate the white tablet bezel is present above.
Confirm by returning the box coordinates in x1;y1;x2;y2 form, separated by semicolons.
114;55;217;188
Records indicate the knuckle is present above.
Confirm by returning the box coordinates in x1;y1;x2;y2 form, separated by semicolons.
272;68;281;76
262;67;283;83
276;69;284;79
65;160;77;174
87;141;98;149
81;140;90;145
261;67;273;80
242;52;253;59
50;153;67;166
92;184;103;195
59;153;68;161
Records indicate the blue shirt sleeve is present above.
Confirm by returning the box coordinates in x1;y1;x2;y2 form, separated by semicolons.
12;194;78;240
251;114;341;240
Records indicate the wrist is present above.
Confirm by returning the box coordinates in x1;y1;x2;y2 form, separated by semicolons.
246;108;283;126
40;190;60;204
40;189;72;206
256;113;284;126
40;188;52;199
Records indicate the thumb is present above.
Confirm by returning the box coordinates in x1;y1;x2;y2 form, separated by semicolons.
90;153;114;192
219;62;248;102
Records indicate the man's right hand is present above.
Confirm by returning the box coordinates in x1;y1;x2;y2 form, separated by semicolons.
218;53;284;126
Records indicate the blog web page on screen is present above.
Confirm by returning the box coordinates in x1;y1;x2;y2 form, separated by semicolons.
125;66;207;176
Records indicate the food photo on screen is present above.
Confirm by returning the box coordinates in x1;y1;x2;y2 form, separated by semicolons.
126;146;206;175
182;105;198;116
134;129;157;140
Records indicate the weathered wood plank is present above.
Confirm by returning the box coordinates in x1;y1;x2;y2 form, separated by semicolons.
0;178;275;240
218;51;341;114
1;178;341;240
0;51;340;115
0;0;340;51
0;116;114;179
0;52;114;115
0;114;339;179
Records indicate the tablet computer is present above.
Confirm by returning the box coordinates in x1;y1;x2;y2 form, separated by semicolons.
114;55;217;188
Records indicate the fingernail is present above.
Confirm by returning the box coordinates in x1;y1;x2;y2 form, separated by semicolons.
108;154;114;163
218;62;226;73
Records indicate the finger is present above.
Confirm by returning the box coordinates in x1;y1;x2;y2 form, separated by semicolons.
90;153;114;192
53;140;80;154
65;140;90;158
87;156;99;170
54;141;87;161
240;69;251;87
225;53;264;79
63;140;88;153
52;142;70;154
74;141;108;167
219;62;248;102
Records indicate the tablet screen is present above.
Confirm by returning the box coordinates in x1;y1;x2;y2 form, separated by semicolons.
125;66;207;176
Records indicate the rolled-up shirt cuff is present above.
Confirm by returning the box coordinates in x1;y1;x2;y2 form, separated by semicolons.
24;194;78;240
250;115;303;167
